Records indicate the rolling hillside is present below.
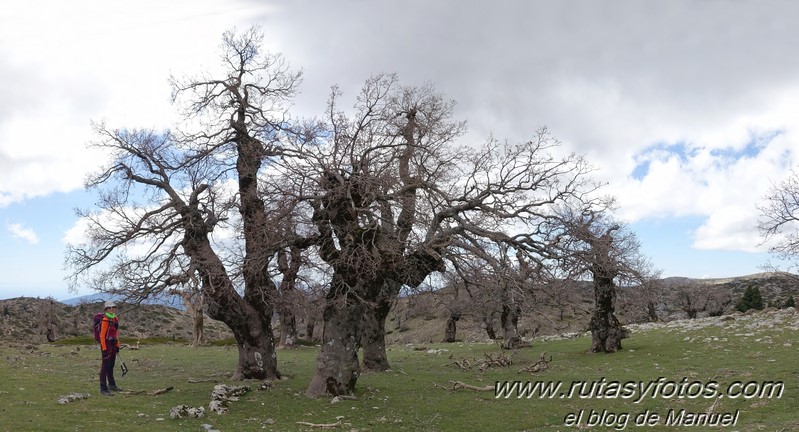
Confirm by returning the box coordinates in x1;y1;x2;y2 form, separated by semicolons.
1;272;797;346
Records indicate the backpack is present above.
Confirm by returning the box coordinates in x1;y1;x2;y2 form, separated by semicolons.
93;312;105;343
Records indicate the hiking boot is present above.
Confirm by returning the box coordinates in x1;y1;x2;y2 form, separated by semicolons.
109;385;123;392
100;389;115;397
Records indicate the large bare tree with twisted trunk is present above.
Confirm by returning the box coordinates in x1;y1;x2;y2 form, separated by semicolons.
550;208;655;353
286;74;598;396
66;27;307;380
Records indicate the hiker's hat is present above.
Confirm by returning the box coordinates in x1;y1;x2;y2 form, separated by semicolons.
104;300;116;309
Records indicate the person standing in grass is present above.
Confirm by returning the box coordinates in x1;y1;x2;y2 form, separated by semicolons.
99;301;122;396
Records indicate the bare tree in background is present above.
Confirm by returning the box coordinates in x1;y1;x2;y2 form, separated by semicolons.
275;245;304;348
290;74;598;396
168;263;207;347
437;274;470;343
617;273;664;323
37;298;58;343
670;280;732;319
759;168;799;277
66;27;306;380
439;258;503;343
553;209;655;353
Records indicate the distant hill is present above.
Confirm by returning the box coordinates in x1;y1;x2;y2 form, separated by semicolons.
61;292;184;310
2;272;797;346
381;272;799;345
0;297;230;345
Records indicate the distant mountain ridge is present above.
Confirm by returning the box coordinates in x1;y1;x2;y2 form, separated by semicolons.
60;292;184;310
2;272;797;346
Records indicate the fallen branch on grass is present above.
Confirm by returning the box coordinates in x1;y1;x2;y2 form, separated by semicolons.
115;386;174;396
478;352;513;372
188;378;219;383
150;386;174;396
518;352;552;374
295;418;343;429
432;380;494;392
444;358;472;371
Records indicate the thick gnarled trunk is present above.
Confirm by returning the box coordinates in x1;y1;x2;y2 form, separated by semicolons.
361;280;401;371
361;296;392;371
500;303;521;349
500;286;521;349
232;331;279;380
185;223;280;380
305;288;363;397
279;312;297;348
482;312;497;340
442;312;460;343
205;291;280;380
590;275;625;353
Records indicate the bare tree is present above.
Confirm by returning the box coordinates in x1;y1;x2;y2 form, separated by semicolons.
291;75;597;396
759;168;799;276
436;274;471;343
66;27;306;380
670;280;732;319
275;245;303;348
673;281;709;319
169;265;207;347
618;273;664;323
552;209;655;353
37;298;59;343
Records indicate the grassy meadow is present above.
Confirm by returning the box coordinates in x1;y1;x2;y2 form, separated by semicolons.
1;312;798;431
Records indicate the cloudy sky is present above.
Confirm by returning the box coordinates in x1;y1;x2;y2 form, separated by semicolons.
1;0;797;300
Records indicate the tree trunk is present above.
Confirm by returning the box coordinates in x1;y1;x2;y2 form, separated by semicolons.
306;278;364;397
185;226;280;380
279;312;297;348
646;301;659;322
500;285;521;349
277;246;302;349
192;313;205;346
590;275;625;353
442;312;460;343
361;280;401;372
179;291;206;347
361;296;392;371
206;295;280;380
306;319;317;341
500;303;521;349
482;312;497;340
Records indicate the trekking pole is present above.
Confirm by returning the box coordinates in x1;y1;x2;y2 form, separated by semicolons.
118;349;129;377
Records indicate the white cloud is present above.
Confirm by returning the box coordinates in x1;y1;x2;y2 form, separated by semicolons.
4;0;799;259
0;0;264;208
610;128;796;252
7;223;39;245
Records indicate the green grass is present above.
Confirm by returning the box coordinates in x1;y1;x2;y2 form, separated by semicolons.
53;336;189;346
1;322;797;431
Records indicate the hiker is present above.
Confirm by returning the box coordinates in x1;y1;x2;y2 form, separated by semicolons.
98;301;122;396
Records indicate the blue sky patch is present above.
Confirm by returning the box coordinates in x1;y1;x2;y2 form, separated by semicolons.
630;141;694;180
